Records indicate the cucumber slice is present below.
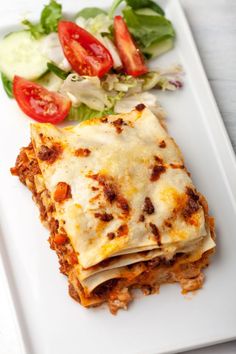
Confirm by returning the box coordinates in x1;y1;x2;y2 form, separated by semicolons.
0;30;48;80
143;38;174;58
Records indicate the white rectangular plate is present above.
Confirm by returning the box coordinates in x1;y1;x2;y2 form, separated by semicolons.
0;1;236;354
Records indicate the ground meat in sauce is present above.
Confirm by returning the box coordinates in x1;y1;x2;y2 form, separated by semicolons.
150;165;166;182
135;103;146;111
94;212;113;222
182;187;200;219
117;224;128;237
93;279;118;297
37;144;62;163
75;148;91;157
143;197;155;215
91;175;117;202
54;182;72;203
159;140;166;148
149;223;161;245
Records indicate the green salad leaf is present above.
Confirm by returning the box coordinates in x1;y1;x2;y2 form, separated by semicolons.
67;104;114;122
1;73;13;98
126;0;164;15
41;0;62;34
123;6;175;57
76;7;107;20
47;62;69;80
109;0;164;18
22;0;62;39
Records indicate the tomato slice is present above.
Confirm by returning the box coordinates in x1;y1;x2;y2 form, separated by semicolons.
13;76;71;124
58;21;113;77
114;16;148;77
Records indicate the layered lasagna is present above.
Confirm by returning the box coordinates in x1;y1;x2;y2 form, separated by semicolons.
11;107;215;314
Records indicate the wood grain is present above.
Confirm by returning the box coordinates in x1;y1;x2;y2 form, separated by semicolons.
181;0;236;152
181;1;236;352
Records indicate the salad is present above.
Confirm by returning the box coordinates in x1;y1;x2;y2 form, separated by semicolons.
0;0;182;124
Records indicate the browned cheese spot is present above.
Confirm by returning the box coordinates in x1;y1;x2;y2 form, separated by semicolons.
37;143;62;164
90;174;117;202
117;195;130;215
135;103;146;111
143;197;155;214
149;223;161;245
75;148;91;157
94;212;114;222
150;165;166;182
139;214;145;222
54;182;72;203
107;232;115;240
112;118;125;134
154;156;164;164
89;174;130;215
117;224;129;237
101;117;108;123
170;163;185;169
159;140;166;148
182;187;200;219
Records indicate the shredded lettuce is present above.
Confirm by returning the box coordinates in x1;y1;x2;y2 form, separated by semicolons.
67;104;114;122
75;14;112;36
22;0;62;39
60;74;110;111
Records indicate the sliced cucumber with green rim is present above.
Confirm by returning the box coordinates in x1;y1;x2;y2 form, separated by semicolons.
0;30;48;80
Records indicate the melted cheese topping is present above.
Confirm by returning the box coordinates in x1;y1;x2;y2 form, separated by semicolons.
31;109;213;269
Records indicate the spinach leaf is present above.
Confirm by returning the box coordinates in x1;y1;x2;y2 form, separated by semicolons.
126;0;164;15
67;104;114;122
1;73;13;98
76;7;107;19
109;0;164;18
22;0;62;39
47;62;69;80
123;6;174;52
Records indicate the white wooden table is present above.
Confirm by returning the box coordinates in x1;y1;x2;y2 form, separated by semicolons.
0;1;235;353
180;0;236;352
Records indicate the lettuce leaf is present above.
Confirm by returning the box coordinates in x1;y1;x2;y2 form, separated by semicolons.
47;62;69;80
1;73;13;98
126;0;164;15
109;0;164;18
67;104;114;122
122;6;174;57
22;0;62;39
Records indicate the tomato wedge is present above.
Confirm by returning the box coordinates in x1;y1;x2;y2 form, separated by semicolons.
58;21;113;77
114;16;148;77
13;76;71;124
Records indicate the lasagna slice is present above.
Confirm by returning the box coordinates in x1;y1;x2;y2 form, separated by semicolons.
11;107;215;314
